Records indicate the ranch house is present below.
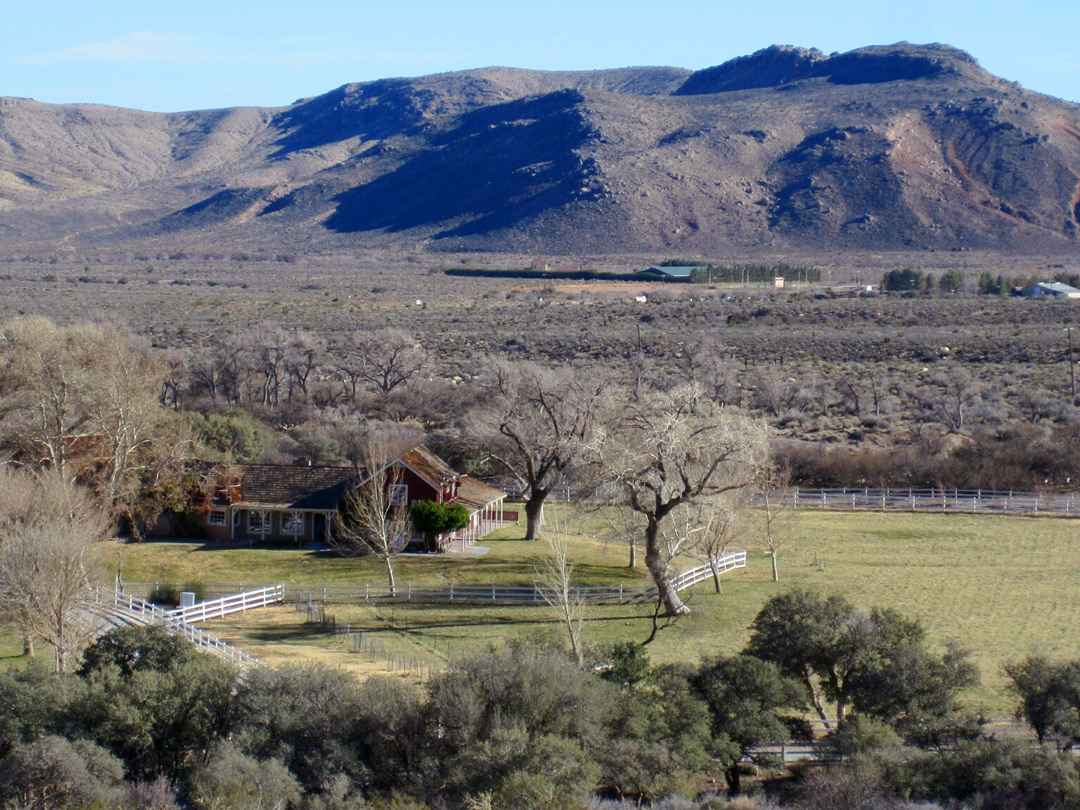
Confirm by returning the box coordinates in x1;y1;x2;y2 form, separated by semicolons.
191;446;511;551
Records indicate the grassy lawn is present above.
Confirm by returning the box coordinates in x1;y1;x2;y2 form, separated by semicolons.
5;507;1074;715
0;627;24;672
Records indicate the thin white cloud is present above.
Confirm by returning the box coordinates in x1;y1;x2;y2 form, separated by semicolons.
20;32;218;65
15;32;443;71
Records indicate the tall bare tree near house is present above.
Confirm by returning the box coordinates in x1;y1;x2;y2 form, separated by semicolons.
471;360;613;541
534;535;587;667
0;468;109;673
595;383;767;616
757;463;794;583
332;442;413;595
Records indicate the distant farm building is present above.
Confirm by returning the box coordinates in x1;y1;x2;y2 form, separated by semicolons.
633;265;704;281
1016;282;1080;299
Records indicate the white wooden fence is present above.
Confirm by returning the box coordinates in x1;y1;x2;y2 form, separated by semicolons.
169;585;285;624
92;586;265;668
761;487;1080;517
122;550;747;608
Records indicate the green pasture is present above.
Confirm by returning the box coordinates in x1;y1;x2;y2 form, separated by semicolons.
5;507;1078;714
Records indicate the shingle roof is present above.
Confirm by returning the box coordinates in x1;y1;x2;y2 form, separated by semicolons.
399;446;459;488
231;465;357;510
453;475;506;510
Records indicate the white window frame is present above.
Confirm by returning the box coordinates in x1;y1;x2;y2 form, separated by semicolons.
208;509;227;526
248;511;271;533
282;511;304;536
388;483;408;506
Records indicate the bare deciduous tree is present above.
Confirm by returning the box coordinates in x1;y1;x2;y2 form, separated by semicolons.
597;506;644;568
756;464;794;582
0;468;108;672
471;360;613;541
332;442;413;595
0;318;191;538
689;495;746;593
534;535;586;667
595;383;767;616
336;329;428;400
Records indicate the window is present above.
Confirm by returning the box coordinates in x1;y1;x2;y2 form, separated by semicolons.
248;511;270;533
208;509;226;526
283;512;304;536
388;484;408;506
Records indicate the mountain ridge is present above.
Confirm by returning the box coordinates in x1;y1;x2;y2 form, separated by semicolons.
2;42;1079;256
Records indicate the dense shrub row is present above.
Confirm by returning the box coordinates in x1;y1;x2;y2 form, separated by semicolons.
5;593;1080;809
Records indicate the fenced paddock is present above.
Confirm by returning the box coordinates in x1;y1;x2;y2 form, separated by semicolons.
764;488;1080;517
121;550;748;608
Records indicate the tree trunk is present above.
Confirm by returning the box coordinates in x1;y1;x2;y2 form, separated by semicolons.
386;558;396;597
23;635;34;658
710;561;723;594
725;763;741;795
803;666;832;730
628;542;637;568
523;489;548;541
644;522;688;616
770;551;779;582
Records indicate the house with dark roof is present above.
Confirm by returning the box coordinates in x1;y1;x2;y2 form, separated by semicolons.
185;446;510;552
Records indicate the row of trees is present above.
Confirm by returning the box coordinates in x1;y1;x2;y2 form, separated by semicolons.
0;589;1025;810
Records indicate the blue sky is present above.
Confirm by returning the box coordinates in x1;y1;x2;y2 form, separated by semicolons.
4;0;1079;112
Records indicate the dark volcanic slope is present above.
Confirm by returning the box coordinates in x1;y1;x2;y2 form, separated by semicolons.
2;44;1079;255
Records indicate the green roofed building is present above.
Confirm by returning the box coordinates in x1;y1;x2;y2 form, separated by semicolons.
633;265;705;280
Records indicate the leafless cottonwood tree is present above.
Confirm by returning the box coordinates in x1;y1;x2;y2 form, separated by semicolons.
595;383;767;616
756;464;794;582
534;536;587;667
332;442;413;595
471;360;613;541
0;317;191;538
0;468;108;672
332;329;427;402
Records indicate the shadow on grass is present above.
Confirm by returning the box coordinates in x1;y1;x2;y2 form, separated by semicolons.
230;624;334;642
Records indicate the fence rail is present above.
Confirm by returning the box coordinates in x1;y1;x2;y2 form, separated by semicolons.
121;550;748;608
762;487;1080;517
91;586;261;668
170;584;285;624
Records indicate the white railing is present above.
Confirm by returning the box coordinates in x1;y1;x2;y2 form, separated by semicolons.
169;584;285;624
672;551;748;590
167;621;261;668
90;585;263;668
122;551;747;608
759;487;1080;518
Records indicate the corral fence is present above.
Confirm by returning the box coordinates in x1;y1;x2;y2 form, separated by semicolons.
170;584;285;624
92;586;264;668
760;487;1080;517
121;550;748;608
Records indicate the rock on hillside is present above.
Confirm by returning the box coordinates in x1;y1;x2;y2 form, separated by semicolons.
1;43;1079;255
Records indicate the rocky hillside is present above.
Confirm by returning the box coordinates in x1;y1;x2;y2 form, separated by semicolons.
2;43;1079;256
